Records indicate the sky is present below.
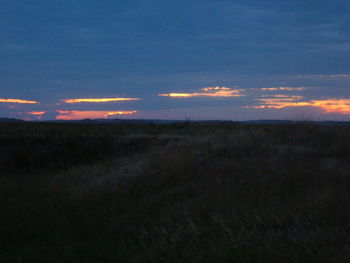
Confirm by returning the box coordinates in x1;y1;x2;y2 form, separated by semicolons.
1;0;350;121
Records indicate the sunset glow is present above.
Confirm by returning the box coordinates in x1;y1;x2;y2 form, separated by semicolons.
0;98;38;104
105;111;138;117
310;99;350;114
159;87;244;98
248;97;350;114
56;110;138;120
27;111;46;115
2;1;350;122
63;98;141;103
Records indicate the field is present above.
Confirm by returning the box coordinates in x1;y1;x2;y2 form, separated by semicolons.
1;121;350;262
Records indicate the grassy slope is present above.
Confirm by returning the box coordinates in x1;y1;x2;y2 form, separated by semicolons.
1;122;350;262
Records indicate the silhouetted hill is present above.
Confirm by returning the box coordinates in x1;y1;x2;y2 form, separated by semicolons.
51;118;182;124
0;117;25;123
50;118;350;126
2;117;350;126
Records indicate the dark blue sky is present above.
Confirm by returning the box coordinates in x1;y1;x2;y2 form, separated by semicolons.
1;0;350;120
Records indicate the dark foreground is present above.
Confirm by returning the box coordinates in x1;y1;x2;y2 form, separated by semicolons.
1;122;350;262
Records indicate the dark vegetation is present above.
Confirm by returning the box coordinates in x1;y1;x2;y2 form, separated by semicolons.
1;122;350;262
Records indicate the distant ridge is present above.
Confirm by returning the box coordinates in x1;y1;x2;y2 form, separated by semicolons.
50;119;350;126
1;117;350;126
0;117;25;123
50;118;181;124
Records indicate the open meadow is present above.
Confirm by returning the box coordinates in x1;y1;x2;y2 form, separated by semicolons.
1;121;350;262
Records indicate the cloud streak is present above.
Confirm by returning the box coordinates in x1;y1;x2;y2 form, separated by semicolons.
260;87;308;91
296;74;350;80
0;98;38;104
105;111;138;117
159;87;244;98
27;111;46;115
247;95;350;115
62;98;141;103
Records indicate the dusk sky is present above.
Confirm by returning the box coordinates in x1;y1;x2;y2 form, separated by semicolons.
1;0;350;120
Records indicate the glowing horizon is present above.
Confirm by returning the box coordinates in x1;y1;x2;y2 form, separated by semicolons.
2;89;350;121
56;110;138;120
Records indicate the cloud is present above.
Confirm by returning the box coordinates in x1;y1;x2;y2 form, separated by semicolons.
259;95;305;100
305;99;350;114
247;95;350;114
260;87;308;91
244;95;305;109
27;111;46;115
0;98;38;104
295;74;350;80
9;111;47;120
159;87;244;98
25;111;47;120
62;98;141;103
105;111;138;117
56;110;138;120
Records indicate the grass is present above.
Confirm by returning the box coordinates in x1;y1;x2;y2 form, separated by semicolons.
1;122;350;262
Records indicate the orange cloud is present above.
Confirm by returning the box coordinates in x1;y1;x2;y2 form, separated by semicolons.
311;99;350;114
63;98;140;103
0;98;38;104
246;95;307;109
105;111;138;117
258;95;305;102
56;110;138;120
261;87;307;91
159;87;244;98
27;111;46;115
247;96;350;114
56;110;70;114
